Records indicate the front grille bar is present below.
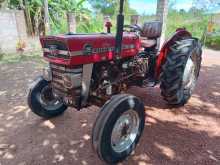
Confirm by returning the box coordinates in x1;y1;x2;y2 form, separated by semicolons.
50;64;82;73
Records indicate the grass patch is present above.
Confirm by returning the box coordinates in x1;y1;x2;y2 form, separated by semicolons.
205;35;220;50
0;51;45;64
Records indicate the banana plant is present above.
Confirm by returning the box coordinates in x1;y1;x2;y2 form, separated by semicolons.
48;0;90;34
8;0;91;34
49;0;90;22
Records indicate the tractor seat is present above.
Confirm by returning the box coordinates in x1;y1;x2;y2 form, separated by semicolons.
139;21;162;48
141;21;162;38
140;38;157;48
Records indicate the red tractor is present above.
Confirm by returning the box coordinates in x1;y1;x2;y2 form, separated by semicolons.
28;0;202;163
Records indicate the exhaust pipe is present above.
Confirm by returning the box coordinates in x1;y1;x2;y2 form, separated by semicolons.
115;0;125;59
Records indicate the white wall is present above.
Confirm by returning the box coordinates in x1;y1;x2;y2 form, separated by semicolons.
0;10;28;53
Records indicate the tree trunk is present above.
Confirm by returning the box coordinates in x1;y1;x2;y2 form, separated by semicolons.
156;0;168;49
44;0;50;35
130;15;140;25
23;0;34;36
0;0;7;9
67;12;76;33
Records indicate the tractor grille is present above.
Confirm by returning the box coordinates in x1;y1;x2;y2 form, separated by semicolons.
43;40;70;59
50;63;82;97
44;40;68;51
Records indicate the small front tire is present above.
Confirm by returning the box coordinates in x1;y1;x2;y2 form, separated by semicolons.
28;76;67;118
92;94;145;164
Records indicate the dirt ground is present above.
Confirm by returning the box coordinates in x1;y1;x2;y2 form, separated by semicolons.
0;49;220;165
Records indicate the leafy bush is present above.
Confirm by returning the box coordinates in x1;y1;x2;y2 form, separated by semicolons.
166;10;209;39
77;15;103;33
51;19;68;35
0;48;3;60
206;35;220;49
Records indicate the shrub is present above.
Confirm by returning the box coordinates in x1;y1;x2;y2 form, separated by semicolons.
206;35;220;50
0;47;4;60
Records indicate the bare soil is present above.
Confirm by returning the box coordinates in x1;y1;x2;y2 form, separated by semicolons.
0;49;220;165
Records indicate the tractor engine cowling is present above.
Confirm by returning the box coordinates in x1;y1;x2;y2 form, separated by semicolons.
40;33;142;109
43;63;83;108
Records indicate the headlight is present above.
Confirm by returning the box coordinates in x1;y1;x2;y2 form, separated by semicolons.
43;66;52;81
62;73;82;89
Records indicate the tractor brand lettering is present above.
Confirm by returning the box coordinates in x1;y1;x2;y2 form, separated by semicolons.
93;47;115;54
43;44;136;57
92;45;134;54
83;44;93;55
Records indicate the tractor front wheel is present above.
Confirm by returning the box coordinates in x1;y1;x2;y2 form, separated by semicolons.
28;76;67;118
160;38;202;106
92;94;145;164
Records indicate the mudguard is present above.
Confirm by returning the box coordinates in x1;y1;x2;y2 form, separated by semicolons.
155;28;192;79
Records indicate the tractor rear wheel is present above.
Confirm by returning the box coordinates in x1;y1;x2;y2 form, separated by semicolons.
92;94;145;164
160;38;202;106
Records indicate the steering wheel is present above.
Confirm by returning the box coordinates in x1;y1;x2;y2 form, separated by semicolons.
124;24;142;32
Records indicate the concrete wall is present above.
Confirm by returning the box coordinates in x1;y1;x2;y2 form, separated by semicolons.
0;10;32;53
214;13;220;25
156;0;168;48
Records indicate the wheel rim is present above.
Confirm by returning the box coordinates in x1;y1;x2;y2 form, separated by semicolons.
37;85;63;111
111;109;140;153
182;57;197;92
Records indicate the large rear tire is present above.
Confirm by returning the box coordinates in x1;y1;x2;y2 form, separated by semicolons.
28;76;67;118
160;38;202;106
92;94;145;164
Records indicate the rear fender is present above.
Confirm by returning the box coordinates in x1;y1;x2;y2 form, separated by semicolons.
155;28;192;79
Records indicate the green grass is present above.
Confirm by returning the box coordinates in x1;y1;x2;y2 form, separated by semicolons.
205;35;220;50
166;11;209;39
0;51;45;64
166;11;219;49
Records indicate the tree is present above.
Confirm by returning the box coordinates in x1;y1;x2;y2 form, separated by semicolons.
0;0;8;8
49;0;89;22
48;0;90;33
192;0;220;11
89;0;137;16
123;0;138;15
88;0;117;16
44;0;50;34
7;0;90;35
168;0;177;10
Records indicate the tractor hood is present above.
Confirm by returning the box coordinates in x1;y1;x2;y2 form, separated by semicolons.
40;33;140;66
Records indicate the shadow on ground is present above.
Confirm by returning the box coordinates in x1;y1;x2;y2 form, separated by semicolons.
126;64;220;165
0;56;219;165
